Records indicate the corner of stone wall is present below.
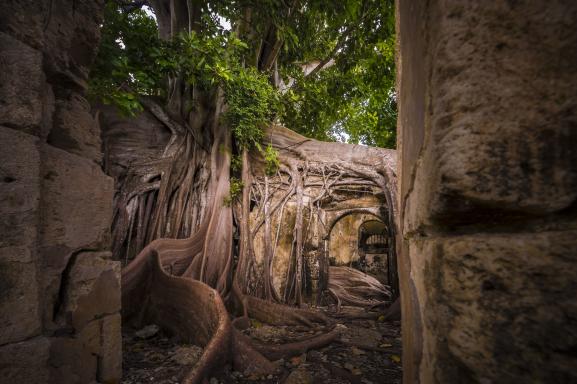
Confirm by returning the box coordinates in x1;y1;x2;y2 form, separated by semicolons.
0;1;121;383
397;1;577;383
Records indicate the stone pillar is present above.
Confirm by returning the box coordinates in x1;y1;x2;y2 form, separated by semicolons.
0;1;121;383
396;1;577;383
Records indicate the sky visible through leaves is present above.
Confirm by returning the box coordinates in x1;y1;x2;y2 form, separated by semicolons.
89;0;397;148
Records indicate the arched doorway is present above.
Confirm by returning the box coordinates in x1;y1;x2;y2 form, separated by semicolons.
327;211;397;289
358;220;390;284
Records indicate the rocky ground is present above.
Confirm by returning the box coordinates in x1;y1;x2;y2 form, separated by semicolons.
122;310;402;384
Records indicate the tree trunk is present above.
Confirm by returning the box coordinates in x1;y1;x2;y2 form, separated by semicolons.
101;1;399;382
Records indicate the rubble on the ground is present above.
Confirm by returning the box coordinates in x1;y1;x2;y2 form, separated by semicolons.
122;313;402;384
122;327;204;384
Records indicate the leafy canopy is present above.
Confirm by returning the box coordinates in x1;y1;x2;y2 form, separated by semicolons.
89;0;396;148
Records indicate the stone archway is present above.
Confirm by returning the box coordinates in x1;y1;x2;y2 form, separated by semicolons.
328;212;383;267
324;202;400;299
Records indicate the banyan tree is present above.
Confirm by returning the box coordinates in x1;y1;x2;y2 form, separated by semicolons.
92;0;398;381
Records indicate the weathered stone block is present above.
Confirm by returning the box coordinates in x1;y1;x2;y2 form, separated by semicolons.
403;1;577;231
0;0;103;90
0;337;51;382
49;336;98;384
43;0;104;89
0;1;48;50
61;252;120;331
410;230;577;383
39;145;114;326
0;126;40;248
49;92;102;163
99;313;122;383
40;144;113;253
0;127;42;346
0;33;45;135
75;313;122;384
76;317;102;356
0;247;42;346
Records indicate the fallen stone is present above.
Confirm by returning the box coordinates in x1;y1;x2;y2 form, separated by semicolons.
351;346;365;355
135;324;160;339
249;324;288;342
289;353;306;366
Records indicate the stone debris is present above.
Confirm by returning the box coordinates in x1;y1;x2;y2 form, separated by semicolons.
122;327;204;384
135;324;160;339
122;314;401;384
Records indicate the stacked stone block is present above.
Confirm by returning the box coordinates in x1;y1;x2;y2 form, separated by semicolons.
0;1;121;382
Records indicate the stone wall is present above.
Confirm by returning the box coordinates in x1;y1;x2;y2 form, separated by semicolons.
0;1;121;383
252;189;391;302
396;1;577;383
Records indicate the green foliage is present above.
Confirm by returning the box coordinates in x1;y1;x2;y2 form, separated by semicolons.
224;177;244;206
164;32;247;89
88;2;163;115
278;0;397;148
223;68;279;149
231;154;243;173
263;144;280;176
89;0;397;148
165;32;280;149
90;1;278;147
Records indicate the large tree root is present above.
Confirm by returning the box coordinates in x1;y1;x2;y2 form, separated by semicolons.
245;295;330;327
122;243;342;383
235;324;344;361
328;266;392;311
123;250;232;383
